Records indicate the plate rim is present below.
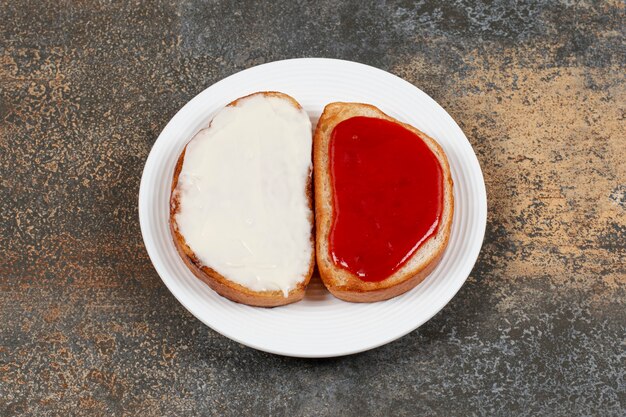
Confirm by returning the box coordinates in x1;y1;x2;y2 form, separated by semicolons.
139;57;487;358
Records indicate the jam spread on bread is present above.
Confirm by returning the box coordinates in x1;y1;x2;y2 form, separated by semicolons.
328;116;444;282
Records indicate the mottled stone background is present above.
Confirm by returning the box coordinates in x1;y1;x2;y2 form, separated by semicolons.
1;1;624;416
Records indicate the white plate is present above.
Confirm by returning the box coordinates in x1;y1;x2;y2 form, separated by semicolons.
139;58;487;358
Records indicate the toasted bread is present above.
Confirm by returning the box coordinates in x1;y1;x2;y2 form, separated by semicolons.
170;92;315;307
313;102;454;302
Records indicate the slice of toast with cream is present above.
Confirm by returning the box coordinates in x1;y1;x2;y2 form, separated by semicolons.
170;92;315;307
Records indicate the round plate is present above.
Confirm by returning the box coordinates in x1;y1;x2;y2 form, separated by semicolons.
139;58;487;358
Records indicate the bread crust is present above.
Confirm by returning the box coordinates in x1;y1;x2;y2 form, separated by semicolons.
170;92;315;307
313;102;454;302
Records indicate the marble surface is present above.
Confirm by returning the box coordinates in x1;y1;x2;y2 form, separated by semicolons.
1;1;624;416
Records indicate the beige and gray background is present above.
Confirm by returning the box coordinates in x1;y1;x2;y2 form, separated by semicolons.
1;1;624;416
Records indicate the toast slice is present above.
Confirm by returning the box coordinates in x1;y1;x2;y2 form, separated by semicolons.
313;102;454;302
170;92;315;307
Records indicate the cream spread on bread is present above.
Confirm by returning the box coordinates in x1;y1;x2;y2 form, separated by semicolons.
173;94;313;297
